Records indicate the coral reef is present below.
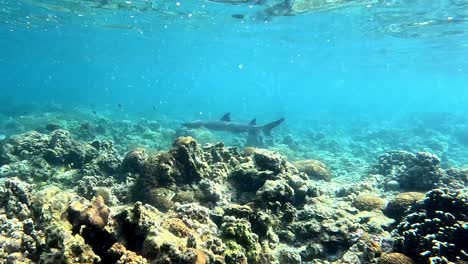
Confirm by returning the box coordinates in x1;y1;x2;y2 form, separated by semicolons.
1;109;468;264
392;188;468;263
371;151;465;191
294;159;332;181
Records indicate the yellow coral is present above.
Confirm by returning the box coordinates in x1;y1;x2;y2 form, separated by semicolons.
379;253;415;264
294;160;332;181
175;136;196;146
353;195;384;211
109;242;148;264
385;192;425;219
163;218;193;238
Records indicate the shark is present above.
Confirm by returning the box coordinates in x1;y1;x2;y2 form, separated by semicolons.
182;113;285;146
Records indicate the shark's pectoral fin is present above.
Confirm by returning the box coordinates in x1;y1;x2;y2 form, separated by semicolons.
249;118;257;125
220;113;231;122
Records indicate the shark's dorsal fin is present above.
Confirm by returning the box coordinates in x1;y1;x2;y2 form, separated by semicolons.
249;118;257;125
220;113;231;122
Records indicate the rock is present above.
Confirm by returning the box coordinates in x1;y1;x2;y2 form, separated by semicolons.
121;148;148;174
221;216;261;263
252;148;287;173
141;137;206;188
256;179;295;206
146;187;175;212
294;159;332;181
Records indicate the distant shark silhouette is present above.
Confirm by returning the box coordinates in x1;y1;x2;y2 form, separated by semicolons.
182;113;285;146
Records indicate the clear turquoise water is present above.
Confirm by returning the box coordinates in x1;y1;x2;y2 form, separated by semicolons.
1;0;468;123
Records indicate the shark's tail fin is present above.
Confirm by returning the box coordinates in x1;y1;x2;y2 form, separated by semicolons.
262;118;285;136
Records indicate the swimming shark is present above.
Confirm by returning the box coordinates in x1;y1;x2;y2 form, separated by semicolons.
182;113;285;146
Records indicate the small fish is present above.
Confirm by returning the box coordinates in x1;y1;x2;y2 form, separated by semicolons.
153;105;157;111
232;14;245;19
118;103;122;108
92;110;97;115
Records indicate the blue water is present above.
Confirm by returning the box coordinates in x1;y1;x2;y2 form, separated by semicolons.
1;0;468;129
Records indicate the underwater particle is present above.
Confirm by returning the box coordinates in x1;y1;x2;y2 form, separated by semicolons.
294;159;332;181
353;194;384;211
385;192;425;220
238;64;244;70
379;252;414;264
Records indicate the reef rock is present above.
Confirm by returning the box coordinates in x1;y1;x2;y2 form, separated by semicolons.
0;178;42;263
0;130;122;186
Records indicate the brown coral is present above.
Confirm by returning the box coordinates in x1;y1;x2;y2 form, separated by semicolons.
68;195;110;229
108;242;148;264
385;192;425;220
379;252;415;264
294;160;332;181
353;195;384;211
185;248;208;264
163;218;193;237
